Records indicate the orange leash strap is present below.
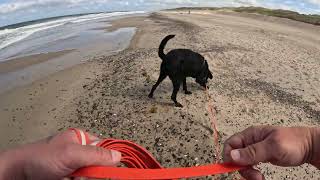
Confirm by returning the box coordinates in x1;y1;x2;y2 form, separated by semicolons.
72;163;243;179
69;129;245;179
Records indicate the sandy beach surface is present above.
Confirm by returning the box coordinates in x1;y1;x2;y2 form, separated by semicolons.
1;10;320;179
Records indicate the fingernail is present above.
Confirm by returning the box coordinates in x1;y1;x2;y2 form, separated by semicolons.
231;149;241;161
111;150;122;162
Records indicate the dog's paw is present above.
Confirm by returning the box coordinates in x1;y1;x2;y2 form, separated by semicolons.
175;103;183;108
185;91;192;95
148;94;154;98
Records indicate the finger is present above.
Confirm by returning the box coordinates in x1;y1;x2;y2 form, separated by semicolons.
223;126;275;162
239;167;265;180
239;126;275;146
49;130;82;145
223;133;246;162
230;141;271;166
60;129;100;145
223;143;232;162
65;144;122;169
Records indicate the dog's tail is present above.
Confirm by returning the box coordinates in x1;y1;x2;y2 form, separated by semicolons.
158;34;175;60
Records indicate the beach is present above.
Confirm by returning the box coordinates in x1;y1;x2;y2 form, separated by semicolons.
1;10;320;179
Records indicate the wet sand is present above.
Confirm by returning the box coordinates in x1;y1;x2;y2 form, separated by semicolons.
1;10;320;179
0;27;135;94
0;50;73;74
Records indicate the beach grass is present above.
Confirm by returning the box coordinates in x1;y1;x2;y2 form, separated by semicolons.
169;6;320;26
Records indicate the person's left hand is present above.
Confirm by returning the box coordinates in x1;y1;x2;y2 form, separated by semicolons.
0;129;121;180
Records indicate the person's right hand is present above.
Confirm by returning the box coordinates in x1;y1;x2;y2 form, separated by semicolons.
223;126;320;180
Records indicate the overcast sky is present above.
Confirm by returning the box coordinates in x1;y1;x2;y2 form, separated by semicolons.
0;0;320;27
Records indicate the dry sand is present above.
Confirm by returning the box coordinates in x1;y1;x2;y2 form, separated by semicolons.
1;10;320;179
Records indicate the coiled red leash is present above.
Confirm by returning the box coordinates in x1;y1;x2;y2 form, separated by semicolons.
69;128;244;179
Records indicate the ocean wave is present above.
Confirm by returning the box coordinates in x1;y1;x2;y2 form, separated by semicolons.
0;11;144;51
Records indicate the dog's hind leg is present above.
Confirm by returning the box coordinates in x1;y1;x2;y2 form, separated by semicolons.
148;72;167;98
171;80;183;107
183;78;192;95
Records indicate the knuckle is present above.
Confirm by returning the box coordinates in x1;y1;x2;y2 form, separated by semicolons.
94;147;112;160
270;131;282;146
63;144;79;163
63;144;75;156
224;137;234;147
247;146;258;164
267;131;286;160
59;144;79;168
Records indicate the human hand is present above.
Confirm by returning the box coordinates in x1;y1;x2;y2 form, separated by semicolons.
0;129;121;180
223;126;320;180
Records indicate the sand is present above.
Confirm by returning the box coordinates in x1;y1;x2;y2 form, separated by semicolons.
0;50;74;74
1;10;320;179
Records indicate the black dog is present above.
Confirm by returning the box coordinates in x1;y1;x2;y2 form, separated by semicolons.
148;35;213;107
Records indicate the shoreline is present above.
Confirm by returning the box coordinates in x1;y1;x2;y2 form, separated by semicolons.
0;26;137;94
0;10;319;179
0;12;150;95
0;11;147;60
0;50;74;74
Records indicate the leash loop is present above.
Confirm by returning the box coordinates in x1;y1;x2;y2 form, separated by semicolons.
69;128;244;179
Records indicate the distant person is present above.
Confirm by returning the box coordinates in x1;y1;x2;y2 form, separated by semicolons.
0;126;319;180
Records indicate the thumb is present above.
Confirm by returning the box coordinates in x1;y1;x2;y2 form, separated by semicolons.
230;141;270;166
65;144;122;169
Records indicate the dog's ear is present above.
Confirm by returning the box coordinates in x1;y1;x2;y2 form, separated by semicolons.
208;71;213;79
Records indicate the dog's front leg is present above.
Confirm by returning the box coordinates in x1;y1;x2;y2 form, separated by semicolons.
183;78;192;95
171;80;183;107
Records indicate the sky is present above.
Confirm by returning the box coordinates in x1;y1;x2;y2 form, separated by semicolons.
0;0;319;27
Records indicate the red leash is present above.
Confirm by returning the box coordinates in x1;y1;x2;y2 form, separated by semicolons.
72;163;242;179
69;129;244;179
205;86;221;161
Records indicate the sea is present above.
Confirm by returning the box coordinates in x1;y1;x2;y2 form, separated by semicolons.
0;11;145;61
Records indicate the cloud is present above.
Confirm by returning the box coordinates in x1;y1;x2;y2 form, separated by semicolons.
0;0;111;14
0;0;269;14
0;0;319;27
0;1;34;13
1;0;318;15
307;0;320;5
